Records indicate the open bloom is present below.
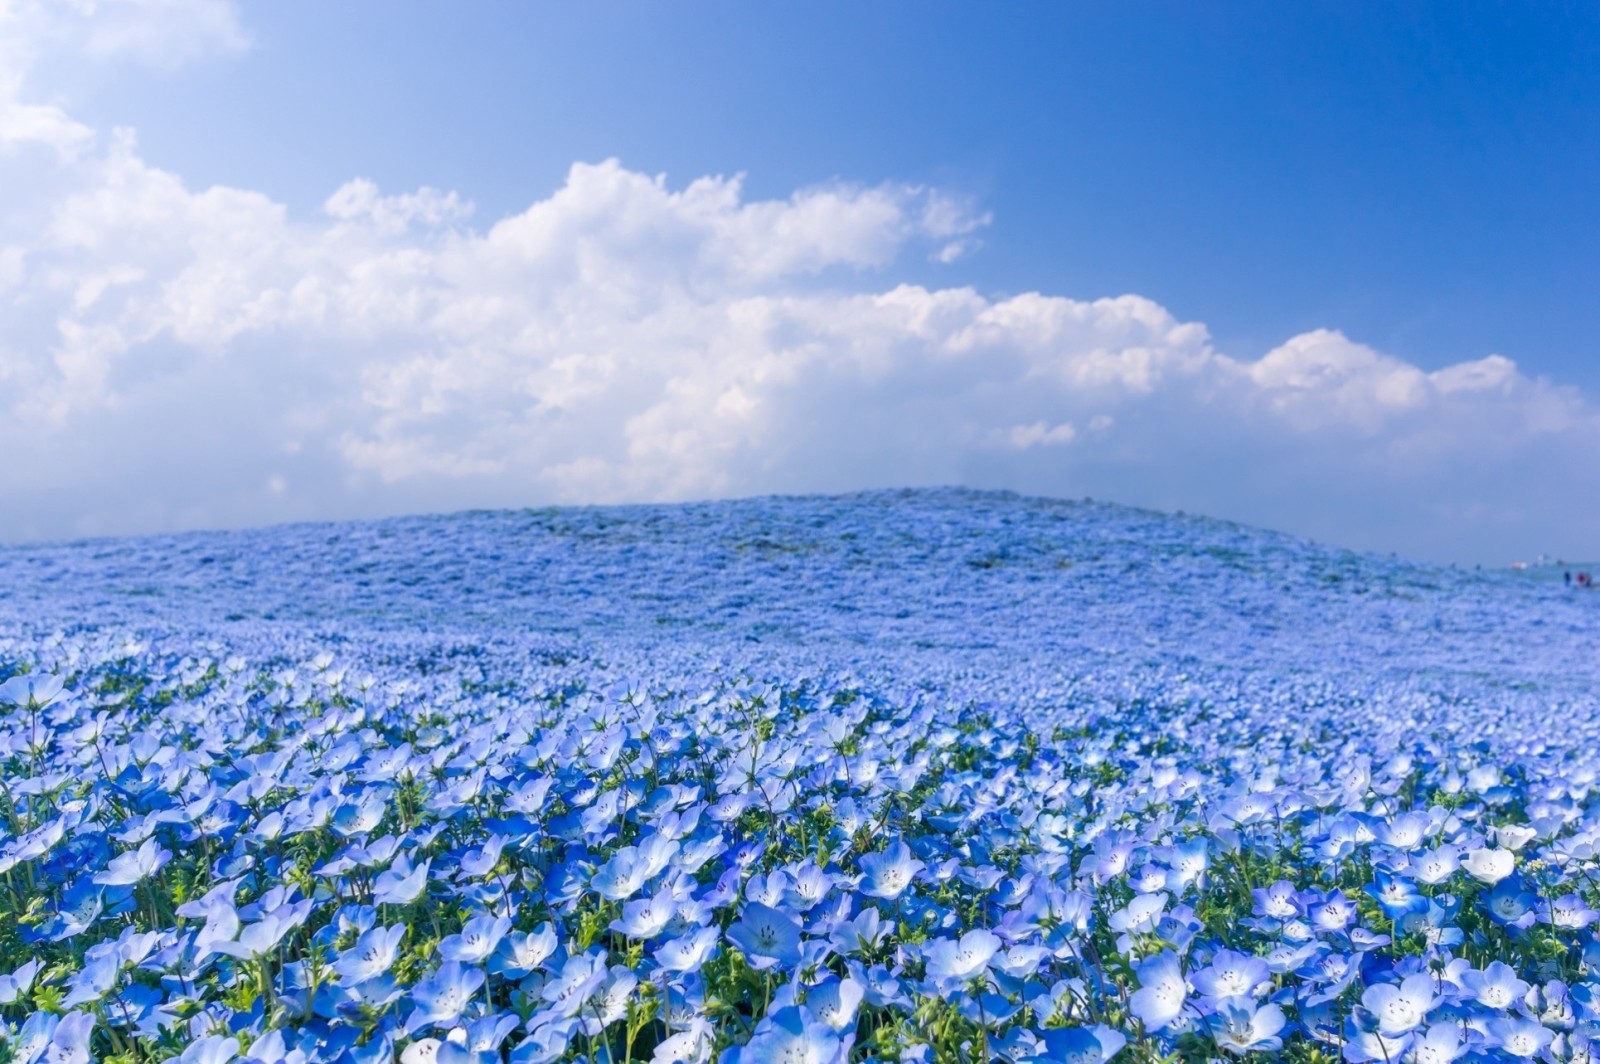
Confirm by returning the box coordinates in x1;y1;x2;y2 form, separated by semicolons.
857;841;924;900
1129;950;1187;1031
923;928;1001;986
333;924;406;986
1462;847;1515;884
93;838;171;887
1210;999;1286;1054
1361;973;1437;1036
728;902;802;970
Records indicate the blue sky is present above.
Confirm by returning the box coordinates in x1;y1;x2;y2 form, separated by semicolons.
2;1;1597;561
63;2;1600;387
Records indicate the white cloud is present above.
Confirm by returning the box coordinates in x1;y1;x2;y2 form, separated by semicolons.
999;421;1077;449
0;12;1596;561
0;0;246;80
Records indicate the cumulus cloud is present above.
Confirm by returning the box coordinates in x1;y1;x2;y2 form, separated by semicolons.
0;6;1596;561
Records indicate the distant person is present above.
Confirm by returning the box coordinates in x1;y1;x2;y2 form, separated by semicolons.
1567;571;1574;587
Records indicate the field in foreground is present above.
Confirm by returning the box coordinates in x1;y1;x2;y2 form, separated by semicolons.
0;489;1597;1064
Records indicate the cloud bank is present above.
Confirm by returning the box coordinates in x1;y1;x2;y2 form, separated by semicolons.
2;4;1596;562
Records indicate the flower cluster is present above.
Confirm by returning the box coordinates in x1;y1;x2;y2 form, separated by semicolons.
0;490;1595;1064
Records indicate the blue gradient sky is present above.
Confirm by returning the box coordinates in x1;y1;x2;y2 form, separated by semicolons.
2;2;1597;561
57;2;1599;387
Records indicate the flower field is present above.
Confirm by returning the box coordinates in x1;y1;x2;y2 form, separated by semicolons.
1;489;1597;1063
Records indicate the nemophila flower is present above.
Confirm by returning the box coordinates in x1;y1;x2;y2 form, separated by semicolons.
1461;847;1516;884
0;818;66;874
541;951;609;1017
458;834;506;878
401;1039;443;1064
1407;897;1464;948
1160;837;1208;891
331;789;390;837
806;976;864;1032
93;837;171;886
1129;950;1188;1031
1300;950;1362;1006
217;898;312;959
175;880;240;959
651;1021;714;1064
1210;998;1287;1054
14;1012;59;1064
578;965;639;1036
1412;845;1460;885
1485;877;1539;930
1538;893;1598;930
1190;949;1270;1001
1494;823;1539;850
373;855;431;905
333;924;406;985
438;914;511;965
62;951;119;1009
726;1005;842;1064
331;972;405;1025
48;879;105;941
1361;973;1437;1035
591;845;653;901
0;672;65;708
729;901;803;970
490;923;559;977
408;962;485;1031
654;925;720;974
923;928;1000;986
1366;869;1425;919
1408;1025;1466;1064
745;870;790;908
1485;1016;1555;1058
508;1018;579;1064
611;890;676;939
1460;960;1528;1010
993;943;1052;982
1088;836;1135;882
1305;890;1358;934
0;959;41;1004
1377;812;1430;850
857;840;923;900
786;860;835;910
178;1035;240;1064
1108;891;1167;937
1341;1025;1413;1064
1251;880;1300;921
1033;1025;1127;1064
1525;979;1575;1029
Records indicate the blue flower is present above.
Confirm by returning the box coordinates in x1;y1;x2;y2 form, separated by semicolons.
408;962;485;1031
728;901;803;971
1210;998;1286;1053
1359;973;1436;1035
922;928;1000;986
437;914;511;965
92;838;171;886
1035;1025;1127;1064
1129;950;1187;1031
730;1005;841;1064
1484;1016;1554;1058
857;840;923;900
1189;949;1269;1002
654;925;720;974
178;1035;240;1064
372;855;432;905
332;924;406;985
